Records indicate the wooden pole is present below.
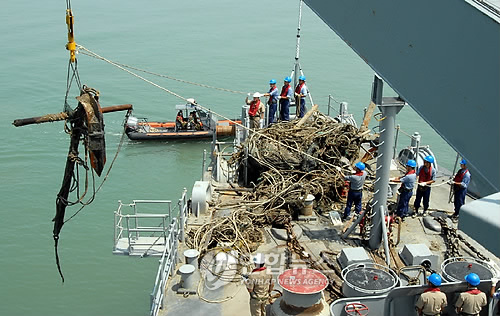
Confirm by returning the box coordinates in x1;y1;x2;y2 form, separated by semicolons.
295;104;318;128
12;104;133;127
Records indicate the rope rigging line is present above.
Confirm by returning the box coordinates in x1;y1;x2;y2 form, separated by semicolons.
77;47;247;95
76;45;349;171
64;0;81;111
63;126;128;224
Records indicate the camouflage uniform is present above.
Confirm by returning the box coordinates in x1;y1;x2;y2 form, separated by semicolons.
246;268;273;316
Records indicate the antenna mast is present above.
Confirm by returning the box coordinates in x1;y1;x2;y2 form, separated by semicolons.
293;0;303;88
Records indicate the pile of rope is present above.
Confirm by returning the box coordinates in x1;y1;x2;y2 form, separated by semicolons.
230;112;374;213
188;113;375;260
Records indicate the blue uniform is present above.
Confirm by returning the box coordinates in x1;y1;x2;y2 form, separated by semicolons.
397;171;416;218
267;86;279;124
295;84;308;118
279;84;293;121
343;171;367;219
414;165;436;212
453;168;471;216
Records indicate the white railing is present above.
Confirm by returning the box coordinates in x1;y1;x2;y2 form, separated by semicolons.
150;217;179;316
113;200;173;255
150;188;189;316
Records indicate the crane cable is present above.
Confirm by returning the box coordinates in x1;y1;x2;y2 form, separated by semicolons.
78;48;247;95
64;0;82;112
76;45;346;171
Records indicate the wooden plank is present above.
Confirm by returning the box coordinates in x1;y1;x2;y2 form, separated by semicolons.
361;101;377;130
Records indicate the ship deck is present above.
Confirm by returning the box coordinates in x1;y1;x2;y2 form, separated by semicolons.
158;167;500;316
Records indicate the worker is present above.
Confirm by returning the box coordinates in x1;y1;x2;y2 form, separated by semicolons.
415;273;447;316
279;76;293;121
188;111;202;130
455;273;487;316
245;92;265;129
413;155;436;216
490;277;499;299
176;110;187;130
342;162;367;221
392;159;417;220
450;159;470;220
246;253;273;316
262;79;279;125
294;75;308;118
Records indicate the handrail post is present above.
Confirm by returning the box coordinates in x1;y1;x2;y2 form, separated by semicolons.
393;124;400;159
162;216;167;245
179;197;185;243
168;203;171;222
133;203;139;239
202;149;207;181
126;216;131;254
327;94;331;117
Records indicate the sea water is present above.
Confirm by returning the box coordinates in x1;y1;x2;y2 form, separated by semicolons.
0;1;455;315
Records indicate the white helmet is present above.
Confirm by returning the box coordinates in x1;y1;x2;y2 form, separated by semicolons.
251;253;265;265
252;92;261;98
186;98;196;104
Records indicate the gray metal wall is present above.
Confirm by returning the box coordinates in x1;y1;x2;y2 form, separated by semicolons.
304;0;500;197
459;192;500;257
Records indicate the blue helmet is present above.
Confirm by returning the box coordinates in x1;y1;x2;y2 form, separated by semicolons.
460;159;467;165
284;76;292;83
269;79;276;84
355;162;366;171
427;273;442;286
299;75;306;81
465;273;480;286
406;159;417;168
424;155;435;163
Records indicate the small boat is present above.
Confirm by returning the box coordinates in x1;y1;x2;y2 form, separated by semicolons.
124;100;240;141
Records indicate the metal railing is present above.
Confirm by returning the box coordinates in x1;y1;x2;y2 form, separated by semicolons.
149;188;189;316
472;0;500;16
114;200;174;255
149;217;179;316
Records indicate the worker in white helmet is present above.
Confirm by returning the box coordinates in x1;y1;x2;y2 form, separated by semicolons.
246;253;274;316
245;92;265;129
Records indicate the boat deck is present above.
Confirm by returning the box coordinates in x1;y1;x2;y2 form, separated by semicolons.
114;237;168;257
158;169;500;316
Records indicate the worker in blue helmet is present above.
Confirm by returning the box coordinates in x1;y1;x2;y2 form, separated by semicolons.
450;159;471;221
455;273;487;315
415;273;447;316
294;75;308;118
413;155;436;217
262;79;279;125
279;76;293;121
342;162;367;221
392;159;417;220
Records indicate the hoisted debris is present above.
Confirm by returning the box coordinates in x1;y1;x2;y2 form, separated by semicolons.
189;112;376;266
229;111;375;214
13;87;132;282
